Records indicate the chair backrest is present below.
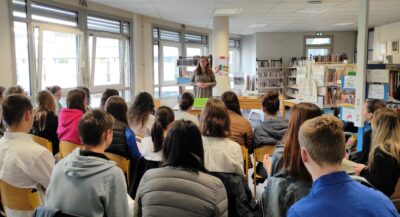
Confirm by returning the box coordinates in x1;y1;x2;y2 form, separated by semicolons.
154;99;161;109
31;135;53;153
391;178;400;210
104;152;130;185
59;141;80;159
240;145;249;181
254;144;277;163
0;180;40;211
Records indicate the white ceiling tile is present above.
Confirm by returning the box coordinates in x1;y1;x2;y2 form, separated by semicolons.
88;0;400;35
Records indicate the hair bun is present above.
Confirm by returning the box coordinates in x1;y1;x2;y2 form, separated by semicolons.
266;91;279;100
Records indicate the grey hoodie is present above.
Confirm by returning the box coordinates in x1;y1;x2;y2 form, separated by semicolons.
45;148;129;217
253;117;287;148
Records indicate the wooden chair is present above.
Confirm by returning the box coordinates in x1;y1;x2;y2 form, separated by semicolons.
31;135;53;153
104;152;130;185
0;180;40;212
253;144;277;197
154;99;161;109
240;146;249;182
391;178;400;211
59;141;80;159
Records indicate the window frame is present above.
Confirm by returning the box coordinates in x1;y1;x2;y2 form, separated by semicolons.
32;22;84;92
304;35;333;58
152;25;209;99
9;0;134;104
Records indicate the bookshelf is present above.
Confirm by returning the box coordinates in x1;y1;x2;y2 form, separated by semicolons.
256;58;284;95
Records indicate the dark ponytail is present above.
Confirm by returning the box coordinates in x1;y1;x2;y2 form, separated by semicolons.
151;106;174;152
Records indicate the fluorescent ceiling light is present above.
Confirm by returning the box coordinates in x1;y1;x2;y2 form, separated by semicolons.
334;22;354;26
248;24;267;28
296;8;329;14
214;9;243;15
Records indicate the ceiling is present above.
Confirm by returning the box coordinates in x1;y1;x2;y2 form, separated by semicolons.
88;0;400;35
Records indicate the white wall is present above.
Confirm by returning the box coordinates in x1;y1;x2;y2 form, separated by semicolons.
373;21;400;63
241;34;256;75
255;31;356;64
0;0;14;87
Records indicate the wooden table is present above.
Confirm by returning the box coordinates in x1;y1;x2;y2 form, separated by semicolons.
177;97;264;116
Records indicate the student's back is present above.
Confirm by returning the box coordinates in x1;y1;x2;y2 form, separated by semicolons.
0;94;54;217
288;172;398;217
45;148;127;217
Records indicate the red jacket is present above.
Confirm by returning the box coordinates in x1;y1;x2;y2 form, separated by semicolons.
57;108;84;145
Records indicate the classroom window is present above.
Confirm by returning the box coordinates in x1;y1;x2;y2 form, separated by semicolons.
153;27;208;98
305;36;332;58
14;21;30;95
39;28;82;89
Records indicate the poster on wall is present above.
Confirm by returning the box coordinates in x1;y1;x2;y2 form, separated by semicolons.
213;56;230;96
341;107;356;122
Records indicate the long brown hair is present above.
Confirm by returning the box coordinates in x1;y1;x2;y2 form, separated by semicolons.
34;90;57;131
281;103;322;181
200;99;230;138
195;56;212;75
128;92;155;128
221;91;242;116
369;108;400;167
104;96;128;125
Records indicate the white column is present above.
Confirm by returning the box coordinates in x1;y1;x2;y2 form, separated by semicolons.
0;0;15;87
354;0;369;127
212;16;230;96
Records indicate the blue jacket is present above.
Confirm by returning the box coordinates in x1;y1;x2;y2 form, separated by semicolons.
287;171;399;217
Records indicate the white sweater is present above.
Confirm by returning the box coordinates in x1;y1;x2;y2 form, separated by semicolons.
202;136;244;175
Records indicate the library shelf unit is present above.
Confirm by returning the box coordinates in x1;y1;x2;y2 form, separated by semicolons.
256;58;284;96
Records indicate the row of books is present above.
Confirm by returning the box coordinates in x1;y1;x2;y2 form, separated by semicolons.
256;59;282;68
323;68;342;84
256;80;283;88
313;53;348;63
257;69;284;77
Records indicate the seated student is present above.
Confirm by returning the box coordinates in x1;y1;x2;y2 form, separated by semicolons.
253;91;287;148
200;99;244;175
100;88;119;110
0;94;54;217
221;91;253;148
261;103;322;217
31;90;59;155
141;106;174;162
134;120;228;217
287;116;398;217
253;91;287;181
174;92;199;126
128;92;155;137
76;86;91;111
103;96;140;160
354;107;400;197
45;110;129;217
353;99;385;164
5;85;27;96
46;85;63;114
57;89;86;145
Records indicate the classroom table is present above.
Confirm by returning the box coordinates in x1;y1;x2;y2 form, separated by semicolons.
173;96;264;116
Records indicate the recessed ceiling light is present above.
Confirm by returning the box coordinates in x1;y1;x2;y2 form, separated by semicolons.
248;24;267;28
296;8;329;14
334;22;354;26
214;9;243;16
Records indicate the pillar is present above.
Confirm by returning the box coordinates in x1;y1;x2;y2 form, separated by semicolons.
212;16;230;96
355;0;369;152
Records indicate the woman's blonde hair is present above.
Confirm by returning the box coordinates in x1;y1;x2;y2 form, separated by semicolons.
369;107;400;167
35;90;57;131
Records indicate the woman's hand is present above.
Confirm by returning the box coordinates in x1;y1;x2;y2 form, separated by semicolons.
263;154;272;175
353;163;366;175
195;82;204;88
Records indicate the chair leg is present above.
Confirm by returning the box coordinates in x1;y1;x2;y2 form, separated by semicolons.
253;156;257;198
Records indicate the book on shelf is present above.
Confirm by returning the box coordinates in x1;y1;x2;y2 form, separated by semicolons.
389;70;400;97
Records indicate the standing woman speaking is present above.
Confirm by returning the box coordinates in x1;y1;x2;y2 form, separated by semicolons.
191;56;217;98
